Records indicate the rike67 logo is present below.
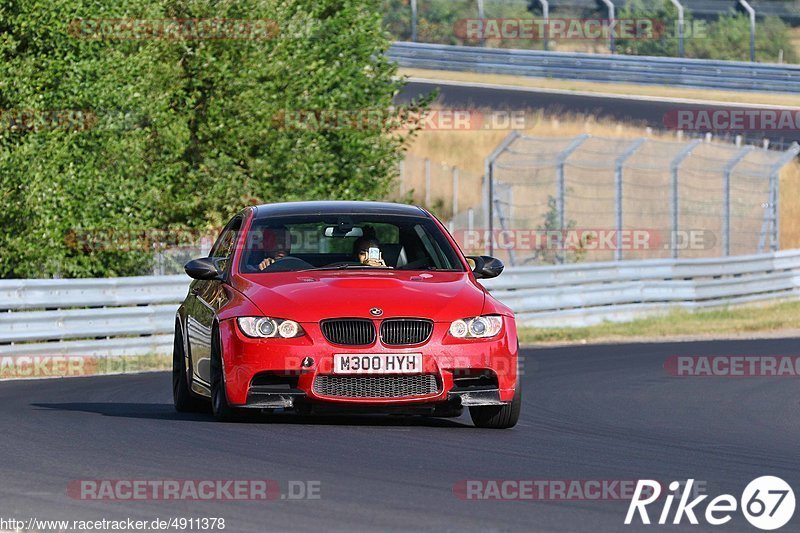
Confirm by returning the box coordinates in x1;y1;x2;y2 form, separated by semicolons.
626;477;795;530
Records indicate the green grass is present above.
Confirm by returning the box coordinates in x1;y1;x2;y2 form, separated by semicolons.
518;299;800;344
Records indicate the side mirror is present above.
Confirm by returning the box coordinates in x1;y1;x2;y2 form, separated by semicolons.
185;257;223;280
467;255;504;279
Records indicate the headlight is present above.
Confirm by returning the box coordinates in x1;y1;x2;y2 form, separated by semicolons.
448;315;502;339
237;317;304;338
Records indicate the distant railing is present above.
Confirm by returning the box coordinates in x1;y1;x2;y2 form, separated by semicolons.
388;42;800;93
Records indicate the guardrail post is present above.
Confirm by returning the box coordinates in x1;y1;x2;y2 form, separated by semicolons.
556;134;590;263
614;138;646;261
722;146;753;256
411;0;418;42
738;0;756;62
670;140;701;259
484;131;520;256
600;0;616;54
669;0;685;57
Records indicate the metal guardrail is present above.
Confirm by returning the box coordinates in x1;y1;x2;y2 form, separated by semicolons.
1;249;799;356
0;275;188;356
388;42;800;93
482;249;800;326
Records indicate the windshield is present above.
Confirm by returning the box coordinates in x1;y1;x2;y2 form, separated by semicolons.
238;214;465;273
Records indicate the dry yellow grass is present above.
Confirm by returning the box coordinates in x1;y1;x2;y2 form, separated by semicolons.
405;110;661;176
402;109;800;249
402;110;674;217
781;160;800;249
791;27;800;62
399;67;800;107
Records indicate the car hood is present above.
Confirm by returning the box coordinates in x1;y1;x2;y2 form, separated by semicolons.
234;270;485;322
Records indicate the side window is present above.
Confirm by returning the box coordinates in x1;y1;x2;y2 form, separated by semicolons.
210;216;243;273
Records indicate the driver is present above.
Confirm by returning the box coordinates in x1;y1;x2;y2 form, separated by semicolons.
353;235;388;268
256;226;292;271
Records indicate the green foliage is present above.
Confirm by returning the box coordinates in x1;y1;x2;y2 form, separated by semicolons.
691;14;798;63
0;0;425;278
615;1;798;63
529;194;586;265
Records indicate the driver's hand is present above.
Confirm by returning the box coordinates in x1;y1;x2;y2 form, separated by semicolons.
258;257;277;271
365;258;388;267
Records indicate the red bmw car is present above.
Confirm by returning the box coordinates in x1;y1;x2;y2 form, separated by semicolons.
174;201;520;428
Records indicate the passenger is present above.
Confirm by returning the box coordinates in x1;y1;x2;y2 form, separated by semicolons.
352;235;388;267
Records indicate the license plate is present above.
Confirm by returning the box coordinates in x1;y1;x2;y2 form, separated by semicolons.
333;353;423;374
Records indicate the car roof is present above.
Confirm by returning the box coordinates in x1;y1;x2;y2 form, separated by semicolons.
252;201;429;219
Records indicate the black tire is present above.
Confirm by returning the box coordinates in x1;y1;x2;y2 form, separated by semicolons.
469;381;521;429
173;322;207;413
210;327;241;422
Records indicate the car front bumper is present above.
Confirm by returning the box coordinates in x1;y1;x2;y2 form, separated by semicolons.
218;318;518;409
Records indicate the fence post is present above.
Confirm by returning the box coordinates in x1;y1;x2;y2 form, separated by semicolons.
452;166;459;221
766;143;800;251
738;0;756;62
399;159;405;198
669;0;685;57
424;158;431;207
614;138;646;261
484;131;520;256
722;146;753;256
556;134;590;263
670;140;702;259
411;0;418;42
537;0;549;51
600;0;615;53
477;0;485;47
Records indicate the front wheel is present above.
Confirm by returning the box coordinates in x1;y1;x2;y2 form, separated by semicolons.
173;322;207;413
469;382;521;429
210;327;242;422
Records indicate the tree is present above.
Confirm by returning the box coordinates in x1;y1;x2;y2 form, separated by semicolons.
0;0;425;278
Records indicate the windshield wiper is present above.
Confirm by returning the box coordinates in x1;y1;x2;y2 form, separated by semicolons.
299;264;376;272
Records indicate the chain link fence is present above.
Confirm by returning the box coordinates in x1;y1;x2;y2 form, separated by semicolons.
440;133;799;266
